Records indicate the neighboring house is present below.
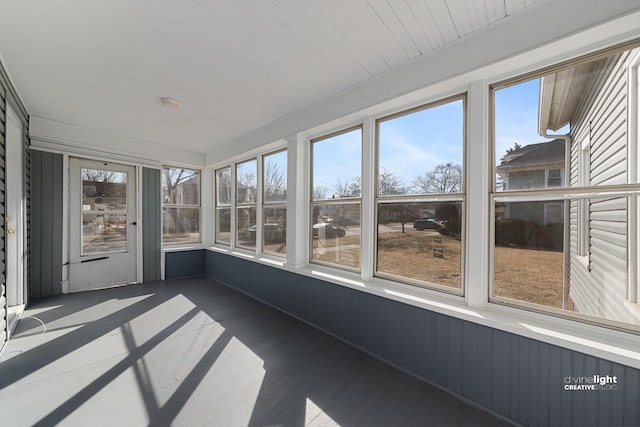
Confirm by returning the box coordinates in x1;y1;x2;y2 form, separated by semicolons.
495;138;565;225
538;47;640;325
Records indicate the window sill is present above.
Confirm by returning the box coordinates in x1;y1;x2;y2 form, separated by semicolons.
163;243;205;252
205;247;640;369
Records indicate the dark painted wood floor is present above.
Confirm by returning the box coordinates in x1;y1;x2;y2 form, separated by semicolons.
0;277;512;426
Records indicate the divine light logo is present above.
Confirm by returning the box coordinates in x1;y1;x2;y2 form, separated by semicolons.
563;374;619;391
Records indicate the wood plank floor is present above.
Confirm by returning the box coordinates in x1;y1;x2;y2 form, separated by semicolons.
0;277;512;426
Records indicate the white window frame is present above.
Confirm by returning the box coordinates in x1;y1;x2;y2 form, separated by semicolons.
373;94;466;294
235;159;258;251
310;126;363;273
214;166;232;246
162;166;202;246
262;149;288;257
546;168;563;187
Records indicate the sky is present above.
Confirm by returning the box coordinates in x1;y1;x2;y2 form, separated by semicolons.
312;77;563;195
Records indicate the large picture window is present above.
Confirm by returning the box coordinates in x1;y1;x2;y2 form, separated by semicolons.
376;96;465;291
311;127;362;271
491;43;640;329
162;166;201;245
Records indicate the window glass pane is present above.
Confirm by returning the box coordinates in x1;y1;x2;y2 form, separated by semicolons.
494;79;567;192
82;169;127;210
494;200;566;308
237;160;257;204
312;128;362;200
378;99;464;196
377;201;462;289
263;206;286;256
237;206;257;249
216;207;231;245
216;167;232;206
492;44;640;331
163;167;199;205
311;203;360;270
82;213;127;254
494;195;640;328
264;151;287;203
163;207;200;244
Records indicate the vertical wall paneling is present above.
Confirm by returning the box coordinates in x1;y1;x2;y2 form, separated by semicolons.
30;151;63;297
164;250;204;280
142;168;161;282
202;249;640;427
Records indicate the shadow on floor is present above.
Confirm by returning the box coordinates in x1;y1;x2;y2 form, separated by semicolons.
0;277;512;426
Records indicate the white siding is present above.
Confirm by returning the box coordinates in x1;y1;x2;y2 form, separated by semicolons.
568;49;638;324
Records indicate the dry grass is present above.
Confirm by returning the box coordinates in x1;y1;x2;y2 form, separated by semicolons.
494;246;564;308
377;230;461;288
310;228;565;308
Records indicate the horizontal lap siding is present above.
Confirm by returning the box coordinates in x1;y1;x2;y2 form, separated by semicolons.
205;250;640;426
0;77;6;346
569;50;634;323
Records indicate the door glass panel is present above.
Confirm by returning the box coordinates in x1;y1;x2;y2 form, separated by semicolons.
81;168;128;254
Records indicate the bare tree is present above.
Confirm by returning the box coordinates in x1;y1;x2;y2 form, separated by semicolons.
163;167;198;204
314;186;330;200
413;162;462;194
378;168;408;196
82;169;117;183
333;176;361;198
264;159;286;201
237;170;257;203
163;167;198;235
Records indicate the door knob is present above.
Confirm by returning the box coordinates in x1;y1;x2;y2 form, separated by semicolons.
7;229;15;234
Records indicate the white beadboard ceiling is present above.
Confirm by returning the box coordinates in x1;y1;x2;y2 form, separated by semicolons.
1;0;548;157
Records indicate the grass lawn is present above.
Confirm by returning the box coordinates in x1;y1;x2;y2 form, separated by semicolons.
312;227;566;309
377;230;461;289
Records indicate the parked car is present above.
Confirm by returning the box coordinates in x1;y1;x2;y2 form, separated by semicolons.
413;218;442;230
312;223;346;238
245;223;285;243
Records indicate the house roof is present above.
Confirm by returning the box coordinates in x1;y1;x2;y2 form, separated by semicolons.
538;57;612;133
497;139;565;171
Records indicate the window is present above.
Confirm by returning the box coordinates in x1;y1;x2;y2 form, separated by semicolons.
492;43;640;329
547;168;562;187
311;127;362;271
215;167;232;245
376;96;465;291
263;150;287;256
162;167;200;245
236;159;257;250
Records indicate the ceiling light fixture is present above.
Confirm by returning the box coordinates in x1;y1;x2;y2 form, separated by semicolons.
160;97;181;109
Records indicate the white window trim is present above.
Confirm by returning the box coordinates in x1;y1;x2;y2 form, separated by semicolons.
162;166;202;247
628;50;640;303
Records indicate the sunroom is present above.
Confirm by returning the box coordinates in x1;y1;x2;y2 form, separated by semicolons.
1;1;639;426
